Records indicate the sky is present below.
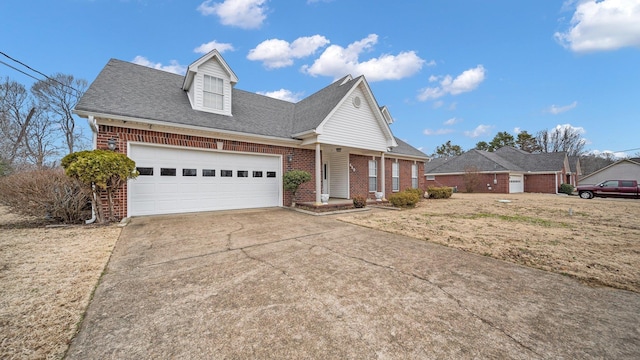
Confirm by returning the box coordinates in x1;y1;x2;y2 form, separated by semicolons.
2;0;639;157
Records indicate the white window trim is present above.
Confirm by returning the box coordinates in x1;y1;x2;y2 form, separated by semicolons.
368;159;377;192
203;75;224;110
411;164;418;189
392;162;399;192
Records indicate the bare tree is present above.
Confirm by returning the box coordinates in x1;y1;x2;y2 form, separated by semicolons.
536;126;586;156
31;74;88;154
0;77;36;166
23;108;60;167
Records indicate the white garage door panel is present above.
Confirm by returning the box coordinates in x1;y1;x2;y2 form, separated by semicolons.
129;145;281;216
509;174;524;193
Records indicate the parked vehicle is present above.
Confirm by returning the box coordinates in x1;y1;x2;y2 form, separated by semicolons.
577;180;640;199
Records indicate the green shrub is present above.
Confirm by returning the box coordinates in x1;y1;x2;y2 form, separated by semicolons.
352;195;367;208
0;169;91;224
559;183;574;195
283;170;312;203
388;190;420;208
427;186;453;199
404;187;424;199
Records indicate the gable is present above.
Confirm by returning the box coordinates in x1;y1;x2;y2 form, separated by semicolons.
183;50;237;117
579;159;640;185
317;86;391;152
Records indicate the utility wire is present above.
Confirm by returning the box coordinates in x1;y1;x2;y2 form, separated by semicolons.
0;50;82;95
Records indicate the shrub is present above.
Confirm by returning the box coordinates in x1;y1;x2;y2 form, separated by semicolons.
62;150;138;223
0;168;91;223
388;190;420;208
404;187;424;199
283;170;311;203
426;186;453;199
352;195;367;208
559;183;574;195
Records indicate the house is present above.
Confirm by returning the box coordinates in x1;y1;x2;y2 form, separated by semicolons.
74;50;429;217
424;146;574;194
578;158;640;186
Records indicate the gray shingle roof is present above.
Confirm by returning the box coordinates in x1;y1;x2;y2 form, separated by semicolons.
76;59;426;158
389;137;429;158
426;147;567;174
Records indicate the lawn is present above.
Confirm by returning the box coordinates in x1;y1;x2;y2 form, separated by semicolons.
339;193;640;293
0;207;121;359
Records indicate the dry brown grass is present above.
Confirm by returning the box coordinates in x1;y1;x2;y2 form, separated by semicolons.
0;206;120;359
340;193;640;292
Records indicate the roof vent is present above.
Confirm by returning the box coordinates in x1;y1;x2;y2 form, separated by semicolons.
353;96;361;108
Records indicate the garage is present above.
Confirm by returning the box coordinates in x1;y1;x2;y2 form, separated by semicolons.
128;144;281;216
509;174;524;193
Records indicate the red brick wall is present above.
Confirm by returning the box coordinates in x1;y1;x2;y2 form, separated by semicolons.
524;173;559;193
97;124;317;218
349;154;371;199
426;173;509;193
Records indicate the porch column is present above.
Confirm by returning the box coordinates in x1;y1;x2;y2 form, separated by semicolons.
380;152;386;200
315;143;322;204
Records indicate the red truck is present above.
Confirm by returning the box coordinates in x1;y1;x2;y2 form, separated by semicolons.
577;180;640;199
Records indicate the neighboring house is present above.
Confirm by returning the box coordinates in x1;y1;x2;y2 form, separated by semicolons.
578;158;640;186
425;146;573;194
74;50;428;217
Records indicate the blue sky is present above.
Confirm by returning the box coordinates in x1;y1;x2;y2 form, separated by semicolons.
2;0;639;157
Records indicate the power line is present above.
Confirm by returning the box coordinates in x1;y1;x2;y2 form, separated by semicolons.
0;60;42;82
0;51;82;96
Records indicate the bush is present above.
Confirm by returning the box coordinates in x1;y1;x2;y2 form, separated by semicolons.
388;190;420;208
404;187;424;199
352;195;367;208
0;169;91;223
559;183;574;195
426;186;453;199
283;170;312;203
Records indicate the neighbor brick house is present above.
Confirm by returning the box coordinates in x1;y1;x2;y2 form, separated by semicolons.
425;146;576;194
74;50;428;217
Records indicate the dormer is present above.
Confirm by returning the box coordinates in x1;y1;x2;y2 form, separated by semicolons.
182;49;238;116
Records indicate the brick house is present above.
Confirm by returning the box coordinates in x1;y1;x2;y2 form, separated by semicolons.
425;146;576;194
74;50;428;217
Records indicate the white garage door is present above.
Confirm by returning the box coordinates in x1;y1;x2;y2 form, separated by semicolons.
129;144;281;216
509;174;524;193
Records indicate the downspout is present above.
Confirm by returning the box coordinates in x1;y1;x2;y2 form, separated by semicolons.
555;171;559;194
85;115;98;224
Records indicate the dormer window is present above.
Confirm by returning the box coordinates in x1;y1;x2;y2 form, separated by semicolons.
203;75;224;110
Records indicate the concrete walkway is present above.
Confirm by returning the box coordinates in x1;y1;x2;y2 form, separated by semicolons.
67;208;640;359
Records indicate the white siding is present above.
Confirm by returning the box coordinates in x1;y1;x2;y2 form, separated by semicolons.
329;152;349;198
318;87;388;152
192;59;233;116
578;162;640;186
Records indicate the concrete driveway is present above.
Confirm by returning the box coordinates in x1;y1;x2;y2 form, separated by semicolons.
67;208;640;359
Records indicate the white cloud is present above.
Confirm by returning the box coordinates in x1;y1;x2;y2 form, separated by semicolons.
514;127;522;134
443;117;461;126
194;40;235;54
247;35;330;69
256;89;304;102
132;56;187;75
554;123;586;135
197;0;267;29
546;101;578;114
301;34;427;82
464;124;493;138
418;65;486;101
555;0;640;52
423;128;455;136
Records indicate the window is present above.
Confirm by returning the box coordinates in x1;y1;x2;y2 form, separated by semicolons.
202;169;215;177
392;162;399;192
602;180;617;187
368;160;377;192
237;170;248;178
137;167;153;176
411;164;418;189
182;168;197;176
221;170;233;177
621;181;634;187
253;171;263;178
161;168;176;176
266;171;276;178
426;175;435;181
203;75;224;110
